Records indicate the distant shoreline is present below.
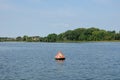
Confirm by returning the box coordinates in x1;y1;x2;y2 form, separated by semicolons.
0;40;120;43
0;27;120;42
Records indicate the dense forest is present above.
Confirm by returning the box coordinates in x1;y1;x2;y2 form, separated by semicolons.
0;27;120;42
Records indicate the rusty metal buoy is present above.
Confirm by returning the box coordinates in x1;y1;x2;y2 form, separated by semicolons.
55;51;65;60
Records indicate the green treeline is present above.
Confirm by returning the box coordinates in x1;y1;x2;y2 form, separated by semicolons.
0;27;120;42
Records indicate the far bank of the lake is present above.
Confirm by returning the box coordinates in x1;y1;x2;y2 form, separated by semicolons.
56;40;120;43
0;27;120;42
0;40;120;43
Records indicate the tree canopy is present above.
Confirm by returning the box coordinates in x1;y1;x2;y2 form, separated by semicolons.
0;27;120;42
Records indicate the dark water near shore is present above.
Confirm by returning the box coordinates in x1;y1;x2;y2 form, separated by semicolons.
0;42;120;80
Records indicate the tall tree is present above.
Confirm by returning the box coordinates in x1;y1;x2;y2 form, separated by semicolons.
16;36;23;41
47;33;57;42
23;35;28;41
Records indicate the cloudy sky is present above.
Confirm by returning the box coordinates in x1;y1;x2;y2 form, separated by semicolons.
0;0;120;37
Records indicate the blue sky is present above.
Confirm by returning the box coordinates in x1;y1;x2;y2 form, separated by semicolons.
0;0;120;37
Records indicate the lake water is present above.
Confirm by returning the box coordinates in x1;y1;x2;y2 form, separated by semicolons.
0;42;120;80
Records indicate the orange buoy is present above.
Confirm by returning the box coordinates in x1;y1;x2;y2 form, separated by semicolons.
55;51;65;60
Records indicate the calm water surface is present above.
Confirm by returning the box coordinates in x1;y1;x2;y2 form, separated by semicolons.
0;42;120;80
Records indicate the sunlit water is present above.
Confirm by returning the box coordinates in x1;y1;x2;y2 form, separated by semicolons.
0;42;120;80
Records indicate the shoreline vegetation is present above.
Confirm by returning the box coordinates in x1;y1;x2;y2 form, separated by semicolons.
0;27;120;42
